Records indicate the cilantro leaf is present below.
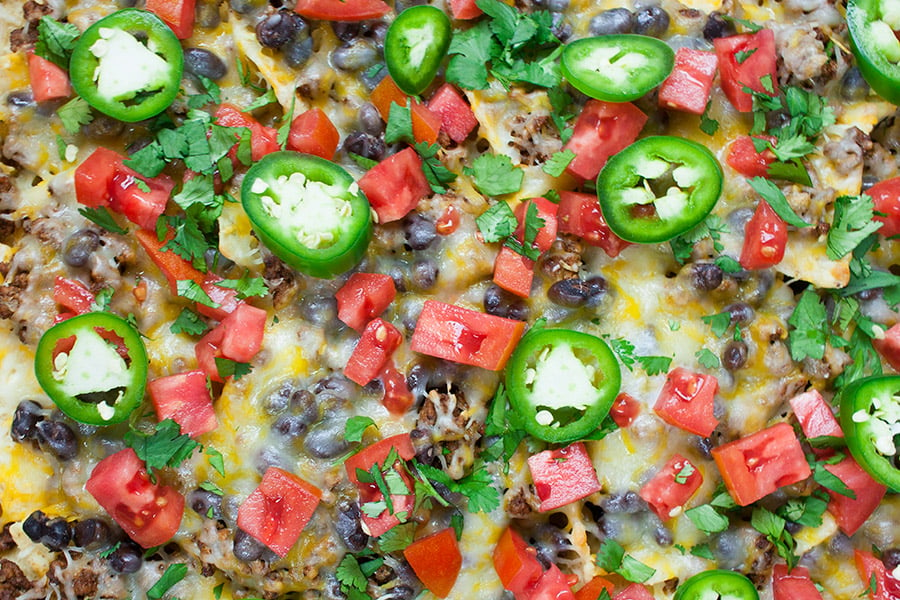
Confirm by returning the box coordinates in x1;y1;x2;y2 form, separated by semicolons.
345;416;377;443
124;142;167;178
747;177;810;228
245;87;278;112
415;142;457;194
735;48;757;64
377;522;416;553
147;563;187;600
691;544;715;560
214;357;253;381
685;504;730;534
596;539;655;583
674;462;696;485
636;355;672;376
206;446;225;476
169;306;208;336
541;149;575;177
827;194;881;260
809;455;856;498
476;202;517;242
700;101;720;136
416;461;500;514
702;311;732;337
78;207;127;235
349;152;378;170
57;97;93;134
465;153;523;196
384;100;415;146
217;272;269;299
446;21;494;90
176;279;220;308
751;507;799;569
124;420;200;480
35;17;80;69
787;289;828;361
336;554;368;595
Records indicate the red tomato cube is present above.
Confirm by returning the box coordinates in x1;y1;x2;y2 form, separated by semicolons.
293;0;390;21
335;272;396;332
53;276;95;315
726;135;777;179
527;442;601;511
219;303;266;362
563;100;647;181
658;48;718;115
196;275;242;321
714;29;778;112
493;246;534;298
868;176;900;238
109;170;174;231
614;584;656;600
610;392;640;428
148;370;218;438
772;563;823;600
493;528;543;598
287;108;340;160
639;454;703;520
146;0;196;39
789;389;843;441
449;0;483;19
344;318;403;386
75;147;126;208
873;321;900;372
824;456;887;536
740;200;787;270
215;104;280;162
514;197;559;254
557;191;631;258
27;52;72;102
404;528;462;598
358;148;431;223
653;367;719;437
427;83;479;143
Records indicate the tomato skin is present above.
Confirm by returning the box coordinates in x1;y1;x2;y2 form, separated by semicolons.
53;276;95;315
557;191;631;258
404;528;462;598
493;528;543;598
294;0;390;21
146;0;195;39
287;108;340;160
75;147;125;208
147;370;218;438
727;136;777;178
195;304;266;380
410;300;526;371
740;200;787;270
639;454;703;520
563;100;647;180
526;564;576;600
610;392;640;427
868;176;900;238
86;448;185;548
344;434;416;537
493;246;534;298
344;318;403;386
109;170;174;231
335;272;397;332
653;368;719;437
713;29;779;112
771;564;823;600
27;52;72;102
711;422;812;506
195;325;226;383
823;456;887;536
657;48;718;115
449;0;483;19
573;577;614;600
873;322;900;372
358;148;431;223
855;550;900;600
236;467;321;557
215;104;280;162
789;389;843;440
134;228;205;294
527;442;601;512
427;83;479;143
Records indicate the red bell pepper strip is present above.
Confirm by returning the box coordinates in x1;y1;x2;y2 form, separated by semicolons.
134;228;206;294
370;76;442;145
293;0;391;22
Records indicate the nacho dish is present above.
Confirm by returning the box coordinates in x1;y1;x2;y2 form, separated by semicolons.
0;0;899;598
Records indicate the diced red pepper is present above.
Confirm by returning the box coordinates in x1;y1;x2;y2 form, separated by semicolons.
823;456;887;536
493;246;534;298
789;389;843;441
449;0;483;19
53;276;95;315
557;191;631;258
109;169;173;231
427;83;479;143
335;272;396;332
527;442;601;512
358;148;431;223
344;318;403;386
146;0;196;39
727;136;777;178
134;228;206;295
653;367;719;437
713;29;779;112
369;76;442;145
772;563;824;600
563;100;647;181
287;108;340;160
404;528;462;598
75;147;126;208
493;528;543;598
215;104;280;162
639;454;703;520
27;52;72;102
657;48;718;115
436;205;460;235
410;300;526;371
610;393;640;428
147;370;218;438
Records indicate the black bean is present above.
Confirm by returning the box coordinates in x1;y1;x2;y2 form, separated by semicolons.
256;10;305;49
195;0;221;29
332;21;362;42
766;109;791;131
292;390;319;424
313;375;355;400
584;276;609;307
22;510;48;542
857;286;882;302
589;8;633;35
404;213;437;250
11;400;43;442
395;0;428;12
360;63;388;90
722;341;748;371
691;263;723;292
233;528;266;562
840;66;870;102
126;137;154;156
882;548;900;572
601;491;645;514
633;6;670;37
549;278;594;307
109;542;143;573
702;12;735;41
332;40;379;72
205;247;235;274
299;293;338;325
63;229;101;268
273;414;309;438
188;488;223;520
725;302;754;325
284;36;314;69
334;501;369;552
83;114;124;139
6;91;34;107
654;524;674;546
546;0;569;13
229;0;253;14
255;447;286;474
694;436;714;459
304;419;351;458
727;207;755;232
359;103;384;135
411;260;438;290
551;16;572;43
343;131;386;161
41;517;71;551
264;384;292;415
184;47;228;80
35;420;78;460
72;519;110;548
485;284;529;319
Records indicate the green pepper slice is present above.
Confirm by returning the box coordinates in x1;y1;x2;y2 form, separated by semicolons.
847;0;900;105
34;312;148;426
241;151;373;279
384;5;451;95
505;328;620;444
69;9;184;122
674;570;759;600
597;136;722;244
839;375;900;491
560;35;675;102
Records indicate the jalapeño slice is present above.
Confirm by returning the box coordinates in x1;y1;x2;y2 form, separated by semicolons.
597;136;723;244
846;0;900;104
674;570;759;600
384;5;452;95
839;375;900;491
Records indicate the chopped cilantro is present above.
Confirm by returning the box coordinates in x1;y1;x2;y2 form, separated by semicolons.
217;272;269;299
702;311;733;337
199;481;224;496
278;96;295;149
344;416;377;443
751;507;799;569
747;177;810;228
464;153;523;197
735;48;757;64
214;357;253;381
176;279;220;308
607;337;672;376
170;307;209;336
415;142;457;194
674;462;696;485
349;153;378;170
384;100;414;146
691;544;715;560
787;289;829;361
541;149;575;177
700;101;719;136
476;202;518;242
124;420;200;481
415;461;501;514
377;522;416;553
596;539;655;583
57;96;93;134
35;17;80;69
685;503;730;534
206;446;225;476
78;207;127;234
827;194;881;260
245;87;278;112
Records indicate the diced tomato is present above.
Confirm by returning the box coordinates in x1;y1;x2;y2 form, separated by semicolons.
573;577;614;600
218;303;266;362
427;83;479;143
526;564;576;600
711;422;812;506
215;104;280;162
293;0;390;21
358;148;431;223
344;318;403;386
54;276;95;315
75;147;126;208
824;456;887;536
27;52;72;102
449;0;483;19
726;136;777;178
195;325;226;383
868;176;900;238
135;228;205;294
789;389;843;441
855;550;900;600
653;367;719;437
527;442;601;512
404;528;462;598
344;434;416;537
379;363;414;415
657;48;718;115
335;273;397;332
493;528;543;598
639;454;703;521
610;393;640;428
85;448;184;548
148;370;217;438
436;205;460;235
493;246;534;298
772;564;824;600
563;100;647;181
557;191;631;258
713;29;779;112
236;466;321;557
739;200;787;270
369;76;442;145
345;434;416;485
614;584;656;600
146;0;195;39
873;322;900;372
514;197;559;254
109;170;173;231
196;274;242;321
410;300;526;371
287;108;340;160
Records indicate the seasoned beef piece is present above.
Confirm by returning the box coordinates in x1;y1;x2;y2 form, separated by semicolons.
9;1;53;52
416;387;482;479
0;558;31;600
263;253;297;308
